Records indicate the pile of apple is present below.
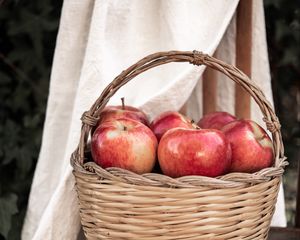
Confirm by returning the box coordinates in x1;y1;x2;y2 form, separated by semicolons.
91;99;274;178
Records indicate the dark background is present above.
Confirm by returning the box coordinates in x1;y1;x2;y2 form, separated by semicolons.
0;0;299;239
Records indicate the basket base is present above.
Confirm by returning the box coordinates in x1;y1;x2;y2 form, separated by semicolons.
73;171;280;240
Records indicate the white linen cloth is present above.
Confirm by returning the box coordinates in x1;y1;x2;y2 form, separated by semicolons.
22;0;286;239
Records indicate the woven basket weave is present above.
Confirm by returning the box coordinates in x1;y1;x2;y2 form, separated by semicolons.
71;51;287;240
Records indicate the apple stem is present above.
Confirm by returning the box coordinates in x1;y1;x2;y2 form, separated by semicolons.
121;97;125;110
123;126;127;131
191;119;201;129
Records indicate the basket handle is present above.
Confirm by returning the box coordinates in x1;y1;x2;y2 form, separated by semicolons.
73;50;285;170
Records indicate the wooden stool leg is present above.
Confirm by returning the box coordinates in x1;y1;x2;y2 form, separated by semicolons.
203;66;217;115
235;0;253;119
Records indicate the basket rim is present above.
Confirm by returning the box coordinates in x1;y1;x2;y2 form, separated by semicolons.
70;50;288;188
71;152;287;188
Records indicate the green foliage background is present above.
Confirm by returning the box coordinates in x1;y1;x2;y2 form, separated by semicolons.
265;0;300;225
0;0;299;239
0;1;63;239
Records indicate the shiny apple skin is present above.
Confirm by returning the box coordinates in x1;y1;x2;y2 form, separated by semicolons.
222;119;274;173
158;128;232;178
99;105;149;126
198;111;237;130
91;118;157;174
150;111;196;141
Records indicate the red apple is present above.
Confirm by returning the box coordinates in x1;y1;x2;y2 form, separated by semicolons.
150;111;197;141
222;119;274;173
158;128;232;177
99;98;149;126
91;118;157;174
198;111;237;130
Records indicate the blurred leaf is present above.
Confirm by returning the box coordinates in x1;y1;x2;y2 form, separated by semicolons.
280;47;299;65
264;0;281;8
0;72;11;85
0;194;18;238
275;20;291;41
16;146;34;178
23;115;41;128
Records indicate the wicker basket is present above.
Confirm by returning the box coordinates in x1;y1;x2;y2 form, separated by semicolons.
71;51;287;240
